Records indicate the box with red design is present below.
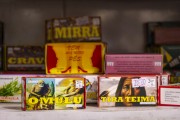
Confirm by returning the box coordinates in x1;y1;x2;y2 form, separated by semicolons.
45;42;106;74
159;85;180;106
21;76;86;110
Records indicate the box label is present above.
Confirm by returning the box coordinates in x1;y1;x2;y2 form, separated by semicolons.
160;87;180;105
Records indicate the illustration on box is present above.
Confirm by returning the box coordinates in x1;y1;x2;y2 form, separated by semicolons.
0;76;21;102
22;77;85;110
98;76;157;107
84;75;98;103
46;42;105;74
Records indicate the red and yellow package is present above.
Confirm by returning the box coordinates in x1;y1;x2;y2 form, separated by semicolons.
45;42;106;74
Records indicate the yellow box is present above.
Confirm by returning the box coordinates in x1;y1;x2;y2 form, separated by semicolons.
45;42;106;74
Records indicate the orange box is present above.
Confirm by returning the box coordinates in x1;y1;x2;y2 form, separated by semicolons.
45;42;106;74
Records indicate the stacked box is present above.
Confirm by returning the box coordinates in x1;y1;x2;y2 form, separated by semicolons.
145;21;180;46
45;42;106;74
159;85;180;106
82;75;98;103
105;54;163;74
45;16;101;43
98;75;158;107
0;74;44;102
147;45;180;70
47;74;99;103
154;27;180;45
22;77;86;110
157;73;170;87
169;76;180;84
160;73;170;85
5;46;45;71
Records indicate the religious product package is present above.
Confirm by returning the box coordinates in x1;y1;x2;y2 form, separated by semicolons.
157;72;170;87
145;21;180;46
21;76;86;110
82;74;99;103
105;54;163;74
154;27;180;45
98;75;158;107
45;42;106;74
159;85;180;106
147;45;180;70
38;74;98;103
0;74;44;102
5;46;45;71
45;16;101;43
169;76;180;84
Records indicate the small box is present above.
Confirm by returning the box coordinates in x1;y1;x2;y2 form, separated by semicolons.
159;85;180;106
98;75;158;107
147;45;180;70
21;76;86;110
46;16;101;43
158;72;170;87
169;76;180;84
145;21;180;46
154;27;180;45
46;42;106;74
45;74;99;103
0;74;43;102
105;54;163;74
82;75;98;103
5;46;45;71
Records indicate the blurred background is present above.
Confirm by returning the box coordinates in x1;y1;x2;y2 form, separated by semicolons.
0;0;180;53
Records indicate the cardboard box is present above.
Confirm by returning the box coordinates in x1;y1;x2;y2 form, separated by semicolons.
145;21;180;46
159;85;180;106
82;75;98;103
31;74;99;103
5;46;45;71
0;74;44;102
46;16;101;43
21;76;86;110
147;45;180;70
154;27;180;45
46;42;106;74
105;54;163;74
98;75;158;107
160;73;170;86
169;76;180;84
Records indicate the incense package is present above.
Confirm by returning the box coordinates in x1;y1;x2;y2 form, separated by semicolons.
22;76;86;110
46;42;106;74
98;75;158;107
